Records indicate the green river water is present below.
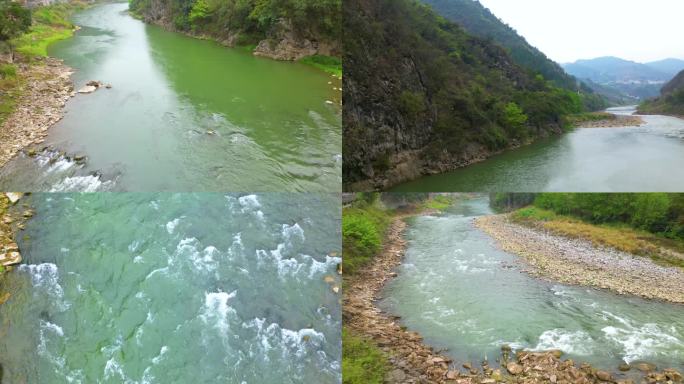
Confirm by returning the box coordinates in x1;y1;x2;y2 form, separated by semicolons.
391;107;684;192
0;193;341;383
380;198;684;377
0;2;341;192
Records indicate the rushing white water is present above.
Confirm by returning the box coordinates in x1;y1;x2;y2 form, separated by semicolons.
0;193;342;383
380;198;684;376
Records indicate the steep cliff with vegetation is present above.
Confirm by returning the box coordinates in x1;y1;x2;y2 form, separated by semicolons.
639;70;684;116
128;0;341;63
421;0;605;111
343;0;591;190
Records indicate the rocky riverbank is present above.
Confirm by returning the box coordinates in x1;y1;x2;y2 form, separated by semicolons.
344;215;463;383
345;211;684;383
0;192;30;305
0;56;74;168
575;114;644;128
474;214;684;303
344;134;548;192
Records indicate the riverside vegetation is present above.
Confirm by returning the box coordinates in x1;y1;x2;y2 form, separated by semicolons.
343;0;608;190
485;193;684;302
639;69;684;116
129;0;341;73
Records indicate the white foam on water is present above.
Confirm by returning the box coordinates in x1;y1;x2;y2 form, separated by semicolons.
133;256;144;263
128;240;141;252
50;175;112;192
532;329;594;355
236;194;265;220
601;312;684;363
166;218;181;234
19;263;68;310
104;358;126;381
238;194;260;209
46;158;74;173
282;223;305;245
40;320;64;337
256;245;340;281
201;291;238;334
242;318;327;361
151;346;169;365
173;238;219;273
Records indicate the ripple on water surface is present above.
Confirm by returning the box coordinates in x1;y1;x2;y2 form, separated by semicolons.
0;193;341;383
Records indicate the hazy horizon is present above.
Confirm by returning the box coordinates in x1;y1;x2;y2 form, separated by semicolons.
477;0;684;64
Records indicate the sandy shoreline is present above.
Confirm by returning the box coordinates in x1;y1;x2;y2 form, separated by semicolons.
0;56;74;168
475;214;684;304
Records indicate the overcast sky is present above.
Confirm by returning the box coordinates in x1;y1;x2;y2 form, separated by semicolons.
477;0;684;64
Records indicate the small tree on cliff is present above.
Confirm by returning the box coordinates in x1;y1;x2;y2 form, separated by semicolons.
0;0;32;61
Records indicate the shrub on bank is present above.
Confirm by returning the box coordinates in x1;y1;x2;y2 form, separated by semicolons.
342;328;389;384
342;203;390;275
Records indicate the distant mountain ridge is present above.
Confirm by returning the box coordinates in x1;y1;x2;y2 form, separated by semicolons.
563;56;684;101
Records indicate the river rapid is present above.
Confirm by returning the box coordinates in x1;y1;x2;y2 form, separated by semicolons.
0;193;341;383
391;107;684;192
379;198;684;376
0;2;341;193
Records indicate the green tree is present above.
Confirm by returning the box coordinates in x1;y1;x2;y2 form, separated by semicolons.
502;102;528;137
0;0;31;59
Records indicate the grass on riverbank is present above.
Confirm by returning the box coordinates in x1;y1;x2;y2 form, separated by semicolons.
422;194;455;211
342;328;389;384
11;2;88;58
299;55;342;77
0;63;22;125
342;203;392;275
512;206;684;269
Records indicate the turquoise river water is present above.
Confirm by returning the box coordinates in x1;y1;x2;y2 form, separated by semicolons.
380;198;684;377
0;193;341;383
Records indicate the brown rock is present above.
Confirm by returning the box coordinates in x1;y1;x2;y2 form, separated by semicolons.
506;362;523;375
596;370;613;382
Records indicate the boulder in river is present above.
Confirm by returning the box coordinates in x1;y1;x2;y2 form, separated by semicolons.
77;85;97;94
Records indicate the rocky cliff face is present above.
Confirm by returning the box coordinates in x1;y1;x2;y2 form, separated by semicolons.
343;0;566;191
131;0;340;61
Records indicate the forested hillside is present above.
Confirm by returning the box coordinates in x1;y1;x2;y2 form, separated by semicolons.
421;0;605;111
639;70;684;116
129;0;341;60
343;0;592;190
